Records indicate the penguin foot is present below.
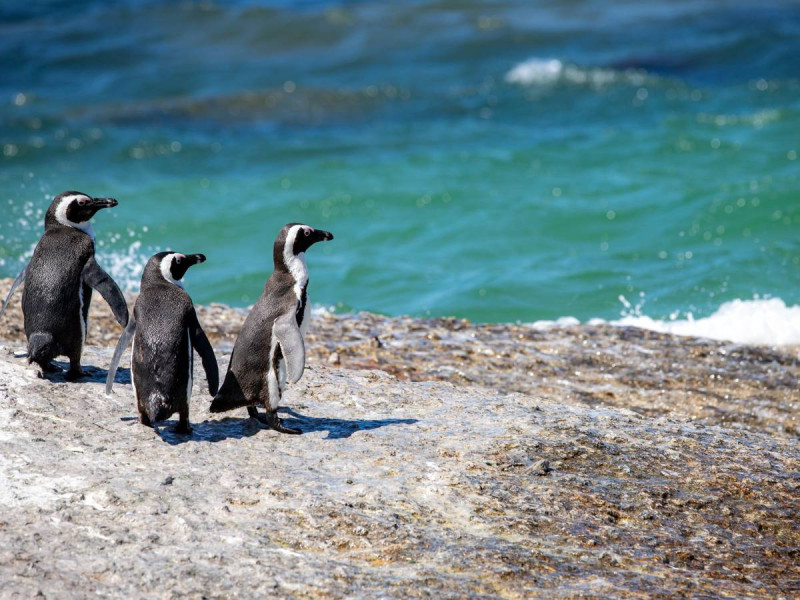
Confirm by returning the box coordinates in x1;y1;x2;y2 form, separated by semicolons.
247;407;301;434
265;410;302;435
65;368;89;381
39;362;61;374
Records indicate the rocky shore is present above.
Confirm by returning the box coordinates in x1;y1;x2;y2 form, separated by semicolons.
0;279;798;598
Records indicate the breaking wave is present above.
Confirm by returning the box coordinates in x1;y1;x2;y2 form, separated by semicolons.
96;241;149;293
532;297;800;346
505;57;648;88
611;297;800;346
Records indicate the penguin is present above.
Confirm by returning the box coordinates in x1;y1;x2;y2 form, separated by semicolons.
209;223;333;434
105;252;219;434
0;191;129;379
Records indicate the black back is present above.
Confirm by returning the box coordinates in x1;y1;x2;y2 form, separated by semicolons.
132;253;197;415
22;222;95;359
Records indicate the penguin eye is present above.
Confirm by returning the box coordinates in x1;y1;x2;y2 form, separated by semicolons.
303;229;311;237
175;257;182;265
77;198;87;206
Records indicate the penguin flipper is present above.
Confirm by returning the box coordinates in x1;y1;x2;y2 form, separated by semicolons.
105;313;136;395
189;308;219;396
0;263;27;321
82;257;129;327
273;312;305;384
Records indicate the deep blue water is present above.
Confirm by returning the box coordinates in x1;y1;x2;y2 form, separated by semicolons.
1;0;798;323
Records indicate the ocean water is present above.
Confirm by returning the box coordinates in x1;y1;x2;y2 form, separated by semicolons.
1;0;799;340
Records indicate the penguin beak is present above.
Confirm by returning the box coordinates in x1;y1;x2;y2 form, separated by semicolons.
187;254;206;265
89;197;118;209
314;229;334;242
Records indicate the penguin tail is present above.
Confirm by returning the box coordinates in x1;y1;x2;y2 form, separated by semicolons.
209;386;247;414
209;392;238;413
209;374;249;414
27;332;55;366
145;393;172;424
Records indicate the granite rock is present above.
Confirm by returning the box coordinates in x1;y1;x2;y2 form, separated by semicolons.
0;339;797;599
0;278;798;598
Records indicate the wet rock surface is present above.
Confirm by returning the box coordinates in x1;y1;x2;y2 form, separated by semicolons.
1;280;797;439
0;279;798;598
305;312;800;440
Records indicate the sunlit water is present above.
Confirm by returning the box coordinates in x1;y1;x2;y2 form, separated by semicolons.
1;1;798;342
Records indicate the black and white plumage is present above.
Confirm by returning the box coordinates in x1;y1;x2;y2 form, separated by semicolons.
210;223;333;434
0;191;128;379
105;252;218;434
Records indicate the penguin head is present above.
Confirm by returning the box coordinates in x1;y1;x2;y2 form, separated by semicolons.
145;251;206;289
46;191;118;237
273;223;334;267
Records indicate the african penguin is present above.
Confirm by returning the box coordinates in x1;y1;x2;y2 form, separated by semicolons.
106;252;219;434
209;223;333;434
0;191;129;379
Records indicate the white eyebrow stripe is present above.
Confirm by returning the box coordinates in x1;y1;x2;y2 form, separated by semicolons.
54;194;95;240
159;253;184;288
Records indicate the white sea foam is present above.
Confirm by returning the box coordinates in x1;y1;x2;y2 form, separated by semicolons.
530;297;800;346
96;240;148;292
531;316;580;330
505;58;565;85
613;297;800;346
505;57;646;88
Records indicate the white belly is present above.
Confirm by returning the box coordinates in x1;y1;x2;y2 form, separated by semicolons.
278;357;287;393
186;331;193;401
266;302;308;410
131;334;138;401
266;335;280;410
78;285;87;346
299;296;310;339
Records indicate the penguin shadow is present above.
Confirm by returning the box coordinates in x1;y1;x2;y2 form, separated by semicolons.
153;417;264;446
11;351;124;385
107;366;132;385
153;408;418;445
275;407;418;440
32;358;115;384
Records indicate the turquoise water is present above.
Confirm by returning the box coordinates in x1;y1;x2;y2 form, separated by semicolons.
1;1;798;323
